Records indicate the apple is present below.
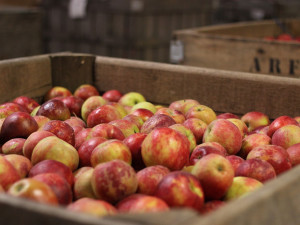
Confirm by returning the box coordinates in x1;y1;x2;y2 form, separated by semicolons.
271;124;300;149
140;114;176;134
191;153;234;200
196;142;228;155
33;115;51;130
246;144;292;175
106;102;127;118
189;145;226;166
7;178;58;205
0;111;38;144
67;197;117;217
73;84;100;101
227;118;248;137
183;118;208;144
267;115;298;137
0;155;21;190
155;107;185;124
78;137;107;167
249;125;270;136
129;108;154;122
64;116;86;129
202;119;242;155
118;92;146;107
225;155;245;174
36;99;71;121
117;194;169;213
91;159;138;203
32;172;72;205
102;89;123;102
169;99;200;115
31;136;79;171
89;123;125;141
86;105;122;128
142;127;190;171
2;138;26;155
44;86;72;101
123;133;147;171
199;200;226;215
131;101;157;114
12;96;40;113
241;111;270;132
217;112;239;119
81;96;107;122
136;165;170;195
29;159;74;187
239;133;271;159
123;114;144;130
224;176;263;201
73;167;96;199
4;154;32;178
154;171;204;211
0;102;28;119
74;128;92;150
109;119;139;138
185;104;217;125
235;158;276;183
169;124;196;153
286;143;300;166
22;130;55;159
90;139;132;167
60;96;84;117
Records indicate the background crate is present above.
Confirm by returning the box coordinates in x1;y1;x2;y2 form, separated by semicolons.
41;0;213;63
0;6;44;60
173;18;300;78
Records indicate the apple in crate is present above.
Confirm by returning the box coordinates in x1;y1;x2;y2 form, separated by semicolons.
154;171;204;212
60;96;84;117
7;178;58;205
141;127;190;171
109;119;139;138
36;99;71;121
2;138;26;155
217;112;239;119
191;153;234;200
33;115;50;130
169;99;200;115
140;114;176;134
271;124;300;149
107;102;127;118
118;92;146;107
241;111;270;132
117;194;169;213
131;101;157;114
227;118;248;137
89;123;125;141
81;96;107;122
183;118;207;144
91;159;138;203
189;145;226;166
203;119;242;155
0;111;38;144
0;102;28;119
65;116;86;129
4;154;32;178
13;96;40;113
75;128;92;150
185;104;217;125
130;108;154;122
87;105;122;128
286;143;300;167
29;159;74;187
102;89;123;102
0;155;21;190
123;114;144;130
136;165;170;195
74;84;100;101
44;86;72;101
267;115;298;137
31;136;79;171
155;107;185;124
225;155;245;174
67;197;117;217
73;167;96;200
169;124;196;153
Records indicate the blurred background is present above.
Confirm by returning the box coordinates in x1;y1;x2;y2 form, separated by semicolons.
0;0;299;62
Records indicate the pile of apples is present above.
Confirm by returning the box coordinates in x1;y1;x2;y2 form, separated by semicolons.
0;83;299;217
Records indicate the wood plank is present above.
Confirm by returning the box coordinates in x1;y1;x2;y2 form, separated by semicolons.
94;56;300;119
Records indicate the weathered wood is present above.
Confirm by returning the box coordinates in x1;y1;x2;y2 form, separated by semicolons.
0;55;51;104
174;19;300;77
94;56;300;119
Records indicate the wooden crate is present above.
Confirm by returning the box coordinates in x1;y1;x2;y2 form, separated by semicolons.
0;53;300;225
41;0;213;63
173;19;300;78
0;6;44;60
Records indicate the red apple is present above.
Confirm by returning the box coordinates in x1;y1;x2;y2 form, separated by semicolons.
60;96;84;117
203;119;242;155
102;89;123;102
246;144;292;175
42;120;75;146
183;118;207;144
90;139;132;167
0;102;28;119
106;102;128;118
36;99;71;121
154;171;204;211
130;108;154;122
89;123;125;141
191;153;234;200
29;159;74;187
12;96;39;113
136;165;170;195
109;119;139;138
217;113;239;119
32;172;72;205
0;155;21;190
4;154;32;178
140;114;176;134
2;138;26;155
123;114;144;130
0;111;38;144
87;105;122;128
189;145;226;166
271;124;300;149
169;99;200;115
67;197;117;217
44;86;72;101
73;167;96;199
81;96;107;122
227;118;248;137
74;128;92;150
117;194;169;213
74;84;100;101
249;125;270;136
7;178;58;205
64;116;86;129
141;127;190;171
155;107;185;124
169;124;197;153
33;115;50;130
31;136;79;171
267;115;298;137
225;155;245;175
235;158;276;183
286;143;300;166
91;159;138;203
241;111;270;132
185;104;217;125
196;142;228;155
